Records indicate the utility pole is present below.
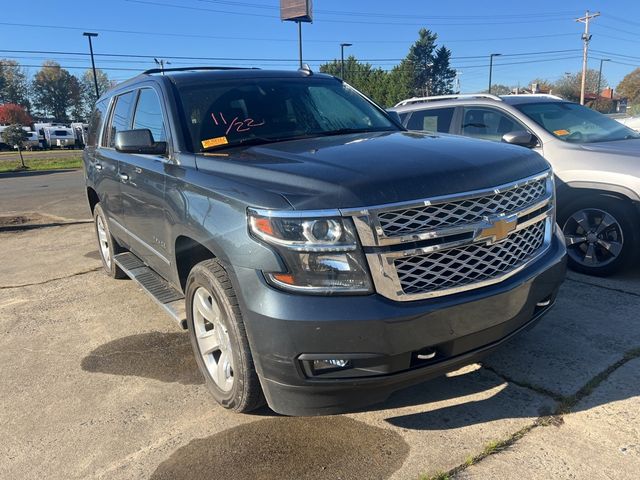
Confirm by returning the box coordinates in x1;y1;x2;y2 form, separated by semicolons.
488;53;501;95
82;32;99;99
455;70;462;94
576;10;600;105
340;43;352;81
596;58;610;99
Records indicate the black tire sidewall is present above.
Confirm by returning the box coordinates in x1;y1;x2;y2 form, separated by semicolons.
559;195;639;276
185;262;250;410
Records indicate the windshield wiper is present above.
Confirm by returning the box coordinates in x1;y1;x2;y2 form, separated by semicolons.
314;127;395;137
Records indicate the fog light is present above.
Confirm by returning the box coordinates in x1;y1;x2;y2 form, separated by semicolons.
312;359;351;372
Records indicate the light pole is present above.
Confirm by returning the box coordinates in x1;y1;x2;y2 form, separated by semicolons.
340;43;352;81
83;32;99;99
488;53;502;94
596;58;610;99
154;58;171;75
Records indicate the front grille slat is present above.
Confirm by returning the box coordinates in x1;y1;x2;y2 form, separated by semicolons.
394;220;546;295
378;178;547;237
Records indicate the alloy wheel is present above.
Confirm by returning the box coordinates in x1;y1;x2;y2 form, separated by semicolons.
192;287;234;392
96;215;111;269
563;208;624;268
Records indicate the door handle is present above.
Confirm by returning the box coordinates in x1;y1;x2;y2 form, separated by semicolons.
118;173;129;182
134;167;142;174
95;163;103;170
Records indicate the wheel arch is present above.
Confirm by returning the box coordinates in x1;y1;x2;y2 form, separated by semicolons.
174;235;218;292
87;187;100;214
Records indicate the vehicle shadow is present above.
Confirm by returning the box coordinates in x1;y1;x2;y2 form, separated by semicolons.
81;331;204;385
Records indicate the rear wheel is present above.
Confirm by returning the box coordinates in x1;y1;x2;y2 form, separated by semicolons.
185;259;264;413
93;203;126;279
559;195;639;276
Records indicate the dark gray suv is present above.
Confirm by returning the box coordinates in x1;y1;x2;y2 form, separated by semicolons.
84;67;566;416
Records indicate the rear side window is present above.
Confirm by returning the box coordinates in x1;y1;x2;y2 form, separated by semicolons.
88;99;108;146
132;89;167;143
407;108;454;133
107;91;135;148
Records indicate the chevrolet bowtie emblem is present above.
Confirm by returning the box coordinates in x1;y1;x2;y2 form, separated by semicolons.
478;215;517;243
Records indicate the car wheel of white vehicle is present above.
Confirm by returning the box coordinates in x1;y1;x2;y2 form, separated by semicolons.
185;259;265;413
560;195;639;276
93;203;126;279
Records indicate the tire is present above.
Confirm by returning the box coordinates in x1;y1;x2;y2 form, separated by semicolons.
93;203;127;279
558;194;639;276
185;259;265;413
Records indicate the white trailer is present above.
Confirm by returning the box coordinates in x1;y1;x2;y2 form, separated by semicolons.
43;126;76;148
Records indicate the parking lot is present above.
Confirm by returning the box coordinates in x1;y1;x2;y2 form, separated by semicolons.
1;170;639;479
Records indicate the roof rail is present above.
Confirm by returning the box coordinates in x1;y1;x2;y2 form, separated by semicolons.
394;93;502;107
505;93;563;100
142;66;261;75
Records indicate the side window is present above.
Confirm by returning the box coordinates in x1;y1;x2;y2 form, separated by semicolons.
107;91;135;148
132;88;167;143
87;99;108;147
461;107;525;141
406;108;455;133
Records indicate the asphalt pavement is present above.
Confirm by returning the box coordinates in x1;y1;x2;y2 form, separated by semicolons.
1;171;639;480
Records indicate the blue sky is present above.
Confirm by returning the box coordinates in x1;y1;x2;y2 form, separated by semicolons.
1;0;638;93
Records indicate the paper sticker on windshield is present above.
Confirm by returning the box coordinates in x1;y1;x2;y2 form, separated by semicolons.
553;129;570;136
201;136;228;149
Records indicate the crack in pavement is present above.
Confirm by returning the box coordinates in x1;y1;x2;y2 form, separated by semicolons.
481;365;565;403
566;277;640;299
0;220;93;233
427;346;640;480
0;267;102;290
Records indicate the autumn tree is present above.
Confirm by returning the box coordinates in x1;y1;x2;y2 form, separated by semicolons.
617;68;640;106
31;61;81;121
0;103;32;125
0;59;30;108
554;69;606;102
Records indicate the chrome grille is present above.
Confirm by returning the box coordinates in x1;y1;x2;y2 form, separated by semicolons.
378;177;547;236
395;220;546;295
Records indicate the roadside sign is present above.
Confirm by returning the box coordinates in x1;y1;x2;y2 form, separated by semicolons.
280;0;313;22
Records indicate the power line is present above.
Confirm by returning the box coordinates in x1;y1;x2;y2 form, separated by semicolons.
126;0;578;26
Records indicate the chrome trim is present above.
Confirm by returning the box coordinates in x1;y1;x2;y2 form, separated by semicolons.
342;170;551;247
109;217;171;265
248;207;342;218
367;218;552;302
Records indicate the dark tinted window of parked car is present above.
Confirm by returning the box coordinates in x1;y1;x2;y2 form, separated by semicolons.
406;107;454;133
88;99;108;146
107;91;135;147
175;78;398;152
461;107;524;142
132;88;166;143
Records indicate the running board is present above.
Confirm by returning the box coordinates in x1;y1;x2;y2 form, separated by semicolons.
114;252;187;329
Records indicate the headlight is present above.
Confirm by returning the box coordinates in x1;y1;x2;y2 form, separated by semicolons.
248;209;372;294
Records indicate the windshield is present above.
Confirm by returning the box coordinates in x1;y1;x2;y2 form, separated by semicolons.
175;77;399;152
515;101;640;144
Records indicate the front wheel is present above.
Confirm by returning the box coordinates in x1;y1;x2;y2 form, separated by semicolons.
93;203;126;279
185;259;264;413
559;195;639;276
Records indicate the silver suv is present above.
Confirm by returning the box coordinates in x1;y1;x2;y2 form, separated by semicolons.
391;94;640;276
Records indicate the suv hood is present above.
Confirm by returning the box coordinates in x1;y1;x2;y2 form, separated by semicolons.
195;131;549;210
579;138;640;156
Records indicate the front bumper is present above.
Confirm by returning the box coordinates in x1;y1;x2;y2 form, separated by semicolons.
229;229;566;416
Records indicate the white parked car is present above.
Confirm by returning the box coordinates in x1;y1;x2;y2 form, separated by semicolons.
616;116;640;132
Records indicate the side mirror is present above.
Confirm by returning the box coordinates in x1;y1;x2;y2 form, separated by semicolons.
115;129;167;155
502;131;539;148
386;109;403;126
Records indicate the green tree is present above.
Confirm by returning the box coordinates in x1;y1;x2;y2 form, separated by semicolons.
31;61;80;121
483;84;512;95
80;69;113;118
617;68;640;106
554;69;606;102
319;56;389;106
1;124;28;169
0;59;30;108
430;46;456;95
